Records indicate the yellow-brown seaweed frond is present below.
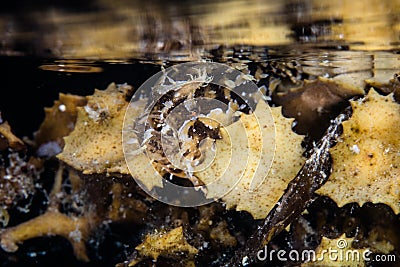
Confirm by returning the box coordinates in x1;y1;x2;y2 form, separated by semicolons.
34;93;86;157
195;100;305;219
0;120;24;151
317;88;400;213
57;83;133;174
127;226;198;266
1;210;91;262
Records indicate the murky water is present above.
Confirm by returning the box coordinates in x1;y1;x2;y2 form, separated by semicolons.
1;0;400;58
